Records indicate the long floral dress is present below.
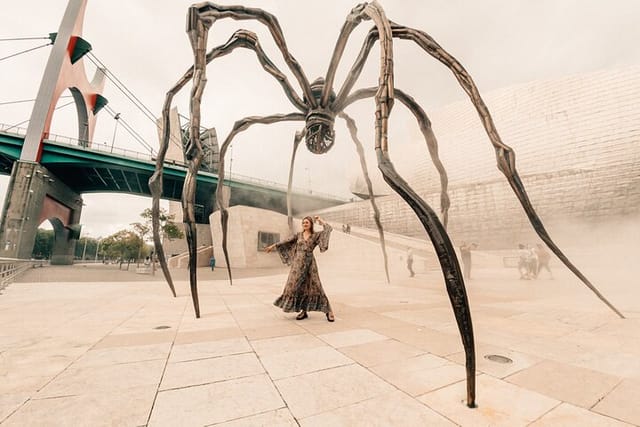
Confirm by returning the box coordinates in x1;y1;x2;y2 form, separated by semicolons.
273;223;333;313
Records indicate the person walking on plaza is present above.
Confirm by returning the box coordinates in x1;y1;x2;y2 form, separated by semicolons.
406;248;415;277
518;244;532;279
527;244;538;279
459;242;477;280
265;216;335;322
534;243;553;279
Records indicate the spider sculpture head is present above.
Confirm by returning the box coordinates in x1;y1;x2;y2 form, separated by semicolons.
305;77;336;154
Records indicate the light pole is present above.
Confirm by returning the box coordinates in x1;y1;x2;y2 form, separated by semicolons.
94;238;101;262
110;113;120;153
81;232;90;261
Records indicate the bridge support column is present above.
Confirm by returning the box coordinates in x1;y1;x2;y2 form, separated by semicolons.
0;161;83;263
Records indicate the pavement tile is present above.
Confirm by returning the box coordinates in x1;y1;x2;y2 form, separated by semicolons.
5;255;640;426
593;379;640;426
160;352;264;390
169;336;252;363
93;330;175;349
177;312;239;332
372;353;466;396
375;325;464;356
317;328;388;348
381;307;457;328
173;327;244;345
274;364;395;419
561;329;640;355
419;374;560;427
575;350;640;380
530;402;634;426
0;393;30;423
506;359;621;408
509;336;590;365
72;342;171;368
338;311;414;330
149;374;284;427
300;390;455;426
250;333;325;356
259;345;354;380
448;342;542;379
298;318;360;335
241;322;307;340
36;359;166;398
0;374;52;394
216;408;298;426
338;339;424;367
2;385;157;427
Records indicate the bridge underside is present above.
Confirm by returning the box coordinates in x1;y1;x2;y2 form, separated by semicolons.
1;131;347;223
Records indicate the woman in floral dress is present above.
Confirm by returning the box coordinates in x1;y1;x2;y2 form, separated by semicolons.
265;216;335;322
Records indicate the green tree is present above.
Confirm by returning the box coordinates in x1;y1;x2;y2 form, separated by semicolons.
74;236;99;260
100;230;142;269
31;228;54;259
138;208;184;241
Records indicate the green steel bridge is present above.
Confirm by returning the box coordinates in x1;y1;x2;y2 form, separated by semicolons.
0;123;348;223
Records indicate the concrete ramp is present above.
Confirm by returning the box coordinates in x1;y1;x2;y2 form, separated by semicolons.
168;245;213;269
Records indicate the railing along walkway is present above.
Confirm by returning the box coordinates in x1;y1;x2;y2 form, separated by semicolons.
0;258;45;291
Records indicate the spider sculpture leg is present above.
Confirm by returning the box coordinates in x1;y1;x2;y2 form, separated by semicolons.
215;114;306;285
178;5;314;310
151;23;310;314
334;27;455;227
379;150;476;407
338;112;390;284
322;1;476;407
384;24;624;319
343;88;451;227
191;3;316;108
179;7;213;318
287;129;306;234
342;88;474;402
150;32;264;300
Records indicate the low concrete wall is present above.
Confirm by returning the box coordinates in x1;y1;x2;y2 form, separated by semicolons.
209;206;293;268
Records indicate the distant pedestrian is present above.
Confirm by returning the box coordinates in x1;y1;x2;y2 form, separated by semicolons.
209;256;216;271
518;244;532;279
534;243;553;279
460;242;477;280
406;248;415;277
527;245;538;279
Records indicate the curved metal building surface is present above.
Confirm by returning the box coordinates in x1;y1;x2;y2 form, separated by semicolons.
321;66;640;248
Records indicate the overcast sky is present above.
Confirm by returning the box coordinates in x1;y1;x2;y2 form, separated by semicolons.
2;0;640;238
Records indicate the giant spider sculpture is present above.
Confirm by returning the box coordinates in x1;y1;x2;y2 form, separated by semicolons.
149;1;625;408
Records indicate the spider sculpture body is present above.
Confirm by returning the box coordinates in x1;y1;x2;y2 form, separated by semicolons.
149;1;625;408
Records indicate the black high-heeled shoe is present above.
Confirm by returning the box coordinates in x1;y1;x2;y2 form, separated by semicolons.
296;311;308;320
326;312;335;322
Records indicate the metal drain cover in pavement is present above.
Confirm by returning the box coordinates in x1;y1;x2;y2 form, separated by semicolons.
484;354;513;364
154;325;171;330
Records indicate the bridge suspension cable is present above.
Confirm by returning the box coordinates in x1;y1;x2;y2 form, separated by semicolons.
86;52;184;152
0;96;72;107
0;36;52;42
0;43;52;63
7;100;75;131
104;105;155;154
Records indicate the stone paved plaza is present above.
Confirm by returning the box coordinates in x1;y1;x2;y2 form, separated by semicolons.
1;237;639;426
